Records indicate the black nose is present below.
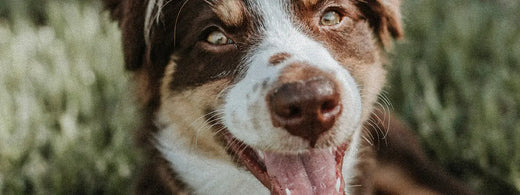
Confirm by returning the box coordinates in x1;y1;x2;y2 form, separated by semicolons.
268;77;342;146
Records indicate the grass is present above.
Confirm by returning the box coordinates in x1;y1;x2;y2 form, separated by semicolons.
0;0;519;194
389;0;520;193
0;1;138;194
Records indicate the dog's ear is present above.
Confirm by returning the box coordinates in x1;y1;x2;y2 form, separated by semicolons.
102;0;145;70
358;0;404;49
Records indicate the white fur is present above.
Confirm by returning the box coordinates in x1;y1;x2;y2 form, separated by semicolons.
223;0;362;152
144;0;165;46
221;0;364;193
343;127;363;195
156;123;269;195
157;0;365;194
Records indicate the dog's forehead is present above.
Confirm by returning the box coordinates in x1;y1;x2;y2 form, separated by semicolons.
206;0;245;27
205;0;349;25
300;0;320;8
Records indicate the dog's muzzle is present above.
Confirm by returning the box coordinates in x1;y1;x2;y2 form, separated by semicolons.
222;56;356;195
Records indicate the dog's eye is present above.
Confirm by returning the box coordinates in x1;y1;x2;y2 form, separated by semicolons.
320;11;342;26
206;31;234;45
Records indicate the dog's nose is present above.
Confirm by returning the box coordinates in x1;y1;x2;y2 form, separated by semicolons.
268;77;342;146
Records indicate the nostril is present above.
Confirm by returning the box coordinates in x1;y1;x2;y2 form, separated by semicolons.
321;100;338;114
276;105;302;119
288;106;302;118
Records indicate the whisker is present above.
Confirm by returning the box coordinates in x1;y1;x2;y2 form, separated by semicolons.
203;0;216;7
188;109;221;128
191;110;225;150
361;132;374;146
378;91;394;131
365;120;380;145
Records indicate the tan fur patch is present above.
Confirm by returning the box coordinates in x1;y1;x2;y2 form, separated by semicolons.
211;0;245;27
132;69;154;106
350;58;387;123
160;60;231;158
301;0;320;8
269;52;292;65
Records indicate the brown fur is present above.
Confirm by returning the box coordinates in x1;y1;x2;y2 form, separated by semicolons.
269;52;292;65
301;0;321;8
290;0;390;124
209;0;246;27
159;61;231;159
368;110;474;195
101;0;474;194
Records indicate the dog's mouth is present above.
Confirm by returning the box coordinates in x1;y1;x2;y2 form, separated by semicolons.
221;130;348;195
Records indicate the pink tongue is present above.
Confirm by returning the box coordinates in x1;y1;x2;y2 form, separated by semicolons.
264;149;342;194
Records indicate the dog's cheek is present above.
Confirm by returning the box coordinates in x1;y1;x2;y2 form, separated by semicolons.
357;62;387;122
222;72;280;149
157;61;233;158
323;21;386;123
222;82;260;144
329;66;364;143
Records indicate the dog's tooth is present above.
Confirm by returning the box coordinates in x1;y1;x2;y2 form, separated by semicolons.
285;188;291;195
335;178;341;192
329;148;334;154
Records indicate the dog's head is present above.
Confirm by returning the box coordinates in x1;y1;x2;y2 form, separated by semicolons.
105;0;402;193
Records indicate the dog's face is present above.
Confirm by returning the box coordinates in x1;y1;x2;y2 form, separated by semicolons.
105;0;402;194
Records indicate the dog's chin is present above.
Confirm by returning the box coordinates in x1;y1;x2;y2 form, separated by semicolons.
220;128;349;195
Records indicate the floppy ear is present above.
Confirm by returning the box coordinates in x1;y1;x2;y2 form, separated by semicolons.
102;0;146;70
358;0;404;49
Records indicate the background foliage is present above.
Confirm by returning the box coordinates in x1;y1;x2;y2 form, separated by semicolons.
1;0;519;194
389;1;520;194
0;1;139;194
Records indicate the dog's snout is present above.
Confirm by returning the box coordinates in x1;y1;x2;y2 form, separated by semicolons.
268;77;342;146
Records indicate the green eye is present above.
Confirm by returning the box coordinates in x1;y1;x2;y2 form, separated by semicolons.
206;31;234;45
320;11;341;26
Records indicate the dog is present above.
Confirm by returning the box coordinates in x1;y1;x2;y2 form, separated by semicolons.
102;0;474;194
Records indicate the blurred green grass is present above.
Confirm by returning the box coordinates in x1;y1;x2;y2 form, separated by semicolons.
389;0;520;194
0;1;139;194
0;0;519;194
